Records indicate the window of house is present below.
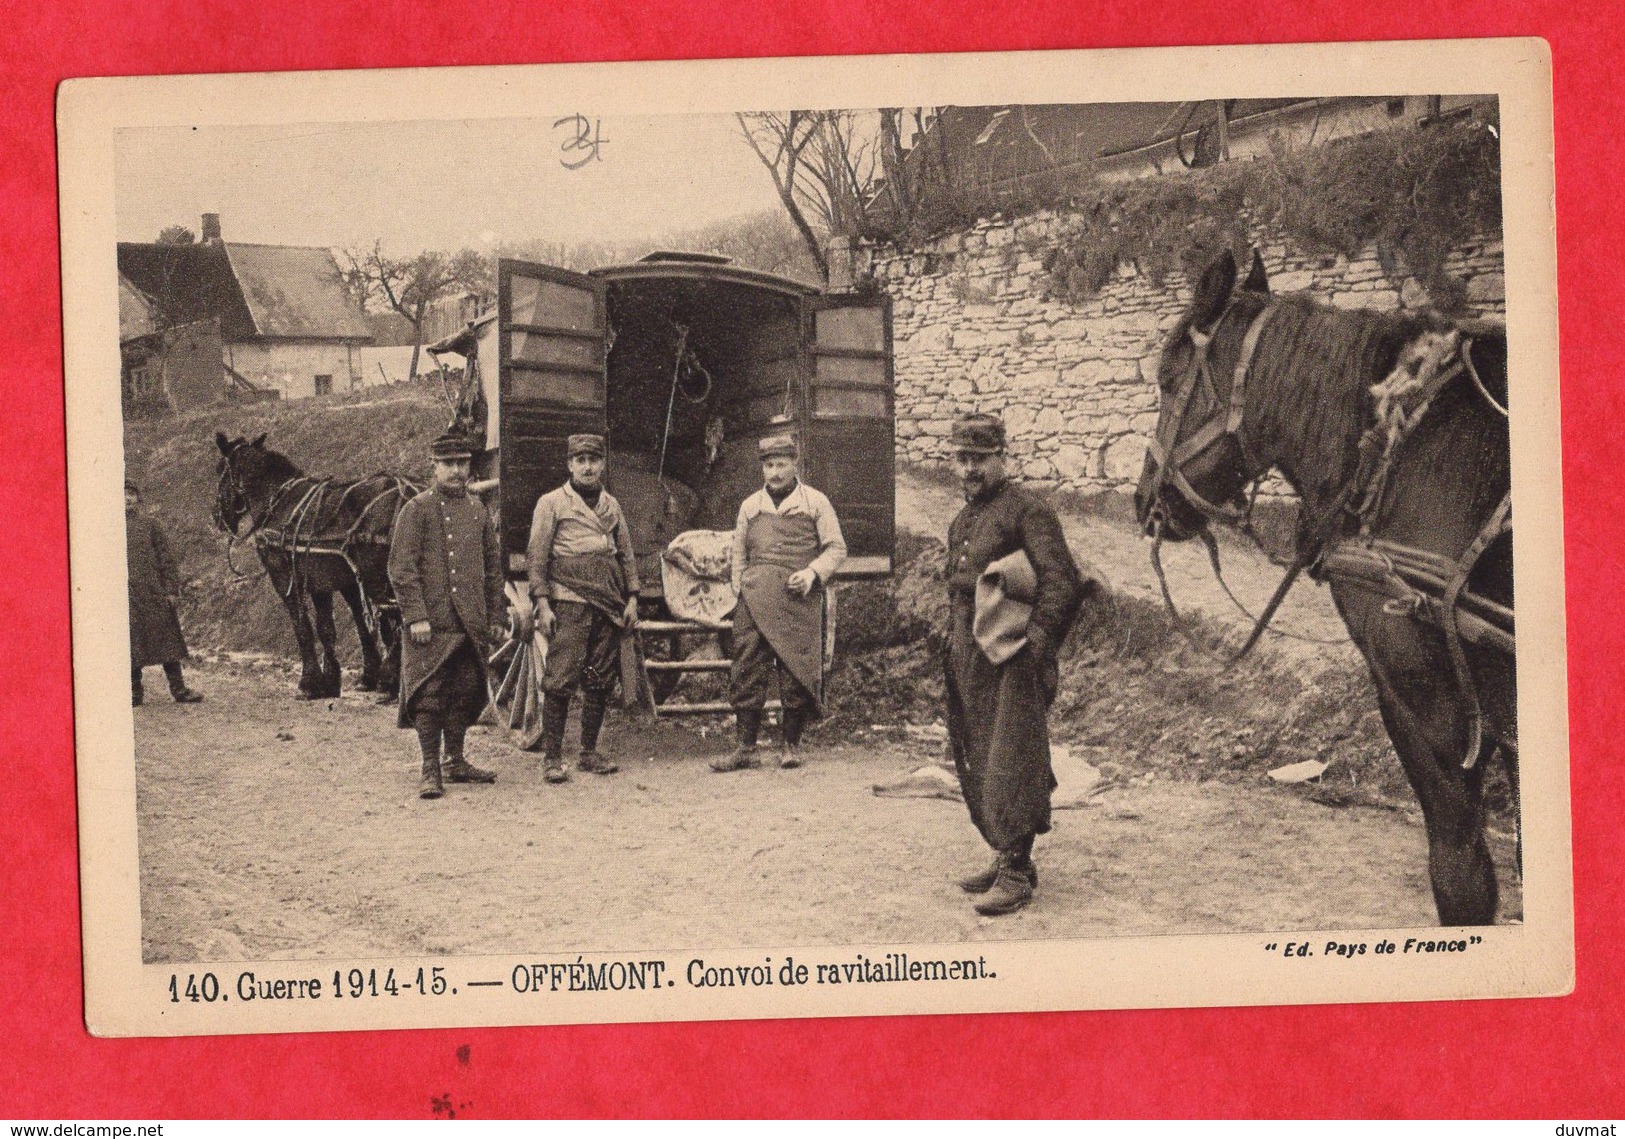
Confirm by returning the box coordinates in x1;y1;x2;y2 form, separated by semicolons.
127;365;152;398
314;374;333;396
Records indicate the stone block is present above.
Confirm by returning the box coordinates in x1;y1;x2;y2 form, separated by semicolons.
1032;407;1066;435
1109;311;1163;337
1003;405;1037;436
906;324;954;353
1052;444;1091;480
1063;359;1114;388
1103;433;1152;484
1271;269;1314;293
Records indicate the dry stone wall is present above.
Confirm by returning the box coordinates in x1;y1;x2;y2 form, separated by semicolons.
869;214;1505;501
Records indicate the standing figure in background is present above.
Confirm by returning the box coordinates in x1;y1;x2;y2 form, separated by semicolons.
527;434;641;784
943;412;1084;916
125;479;202;706
389;430;506;800
713;434;846;772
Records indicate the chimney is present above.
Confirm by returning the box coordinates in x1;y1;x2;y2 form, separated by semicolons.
201;213;222;244
826;235;854;292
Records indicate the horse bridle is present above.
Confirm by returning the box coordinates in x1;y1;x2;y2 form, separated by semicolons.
1143;297;1328;664
1145;297;1276;529
213;442;252;537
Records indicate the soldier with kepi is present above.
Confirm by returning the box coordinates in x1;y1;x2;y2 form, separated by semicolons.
526;433;641;783
713;431;846;772
389;429;506;800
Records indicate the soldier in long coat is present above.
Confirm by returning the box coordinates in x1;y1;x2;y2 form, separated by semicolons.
527;433;641;783
389;430;507;799
712;433;846;772
943;413;1085;916
126;480;202;706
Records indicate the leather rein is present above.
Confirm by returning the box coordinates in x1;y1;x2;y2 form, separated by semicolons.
1145;299;1515;768
1144;300;1312;663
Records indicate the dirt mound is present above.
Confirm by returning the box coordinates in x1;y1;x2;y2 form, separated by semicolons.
123;382;454;659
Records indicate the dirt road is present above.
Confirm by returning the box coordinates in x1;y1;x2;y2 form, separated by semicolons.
135;662;1520;963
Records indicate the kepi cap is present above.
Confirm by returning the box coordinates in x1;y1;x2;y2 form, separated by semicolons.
949;412;1006;454
429;429;475;460
758;434;798;460
567;433;607;459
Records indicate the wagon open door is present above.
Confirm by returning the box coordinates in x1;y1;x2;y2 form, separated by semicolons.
495;258;609;578
800;293;895;577
490;258;611;747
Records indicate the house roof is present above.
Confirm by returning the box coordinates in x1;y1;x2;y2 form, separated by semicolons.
118;274;156;343
116;239;370;343
222;243;372;340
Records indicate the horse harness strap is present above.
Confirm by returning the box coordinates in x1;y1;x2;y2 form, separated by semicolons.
1148;303;1276;525
1305;330;1513;769
247;473;422;625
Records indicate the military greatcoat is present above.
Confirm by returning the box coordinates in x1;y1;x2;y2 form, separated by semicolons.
944;478;1084;850
388;486;505;728
126;508;189;668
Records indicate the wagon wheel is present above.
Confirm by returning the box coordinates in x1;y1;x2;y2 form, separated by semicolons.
490;627;548;750
488;588;549;750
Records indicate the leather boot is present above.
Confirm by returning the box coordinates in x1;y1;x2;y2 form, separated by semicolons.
577;690;618;775
441;725;493;784
958;854;1038;895
974;863;1035;916
711;709;762;773
165;662;203;703
542;693;571;783
779;707;805;769
418;749;443;800
415;719;443;799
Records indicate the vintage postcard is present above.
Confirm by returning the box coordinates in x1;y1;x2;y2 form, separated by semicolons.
59;37;1568;1037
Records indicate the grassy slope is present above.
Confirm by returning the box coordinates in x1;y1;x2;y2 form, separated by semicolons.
123;380;454;660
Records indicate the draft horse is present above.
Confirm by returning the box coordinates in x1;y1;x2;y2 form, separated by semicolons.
1134;250;1515;926
213;432;418;700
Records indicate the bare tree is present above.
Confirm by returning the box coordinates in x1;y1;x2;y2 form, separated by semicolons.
340;244;492;384
737;112;833;281
155;225;196;246
738;108;944;278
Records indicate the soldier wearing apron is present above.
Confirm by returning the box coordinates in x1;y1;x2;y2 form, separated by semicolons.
389;430;506;800
526;433;641;783
713;434;846;772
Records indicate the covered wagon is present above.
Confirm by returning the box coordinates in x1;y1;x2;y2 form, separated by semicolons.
427;253;895;726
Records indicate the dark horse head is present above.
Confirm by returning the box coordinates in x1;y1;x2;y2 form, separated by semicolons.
1133;249;1275;542
213;431;300;535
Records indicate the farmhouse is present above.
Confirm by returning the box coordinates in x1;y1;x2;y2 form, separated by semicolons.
117;213;372;413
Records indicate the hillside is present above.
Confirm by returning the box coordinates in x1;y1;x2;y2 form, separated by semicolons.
123;380;456;659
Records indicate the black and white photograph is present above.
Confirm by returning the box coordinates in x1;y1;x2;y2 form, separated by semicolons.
60;40;1569;1036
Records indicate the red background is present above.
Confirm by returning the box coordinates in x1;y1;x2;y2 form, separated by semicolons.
3;0;1620;1119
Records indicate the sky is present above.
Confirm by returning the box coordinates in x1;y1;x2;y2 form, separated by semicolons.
114;113;788;254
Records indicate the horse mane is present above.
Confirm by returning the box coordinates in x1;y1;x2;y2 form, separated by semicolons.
1246;295;1442;504
254;445;305;485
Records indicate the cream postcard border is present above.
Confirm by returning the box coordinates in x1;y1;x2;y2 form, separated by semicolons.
58;37;1568;1037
